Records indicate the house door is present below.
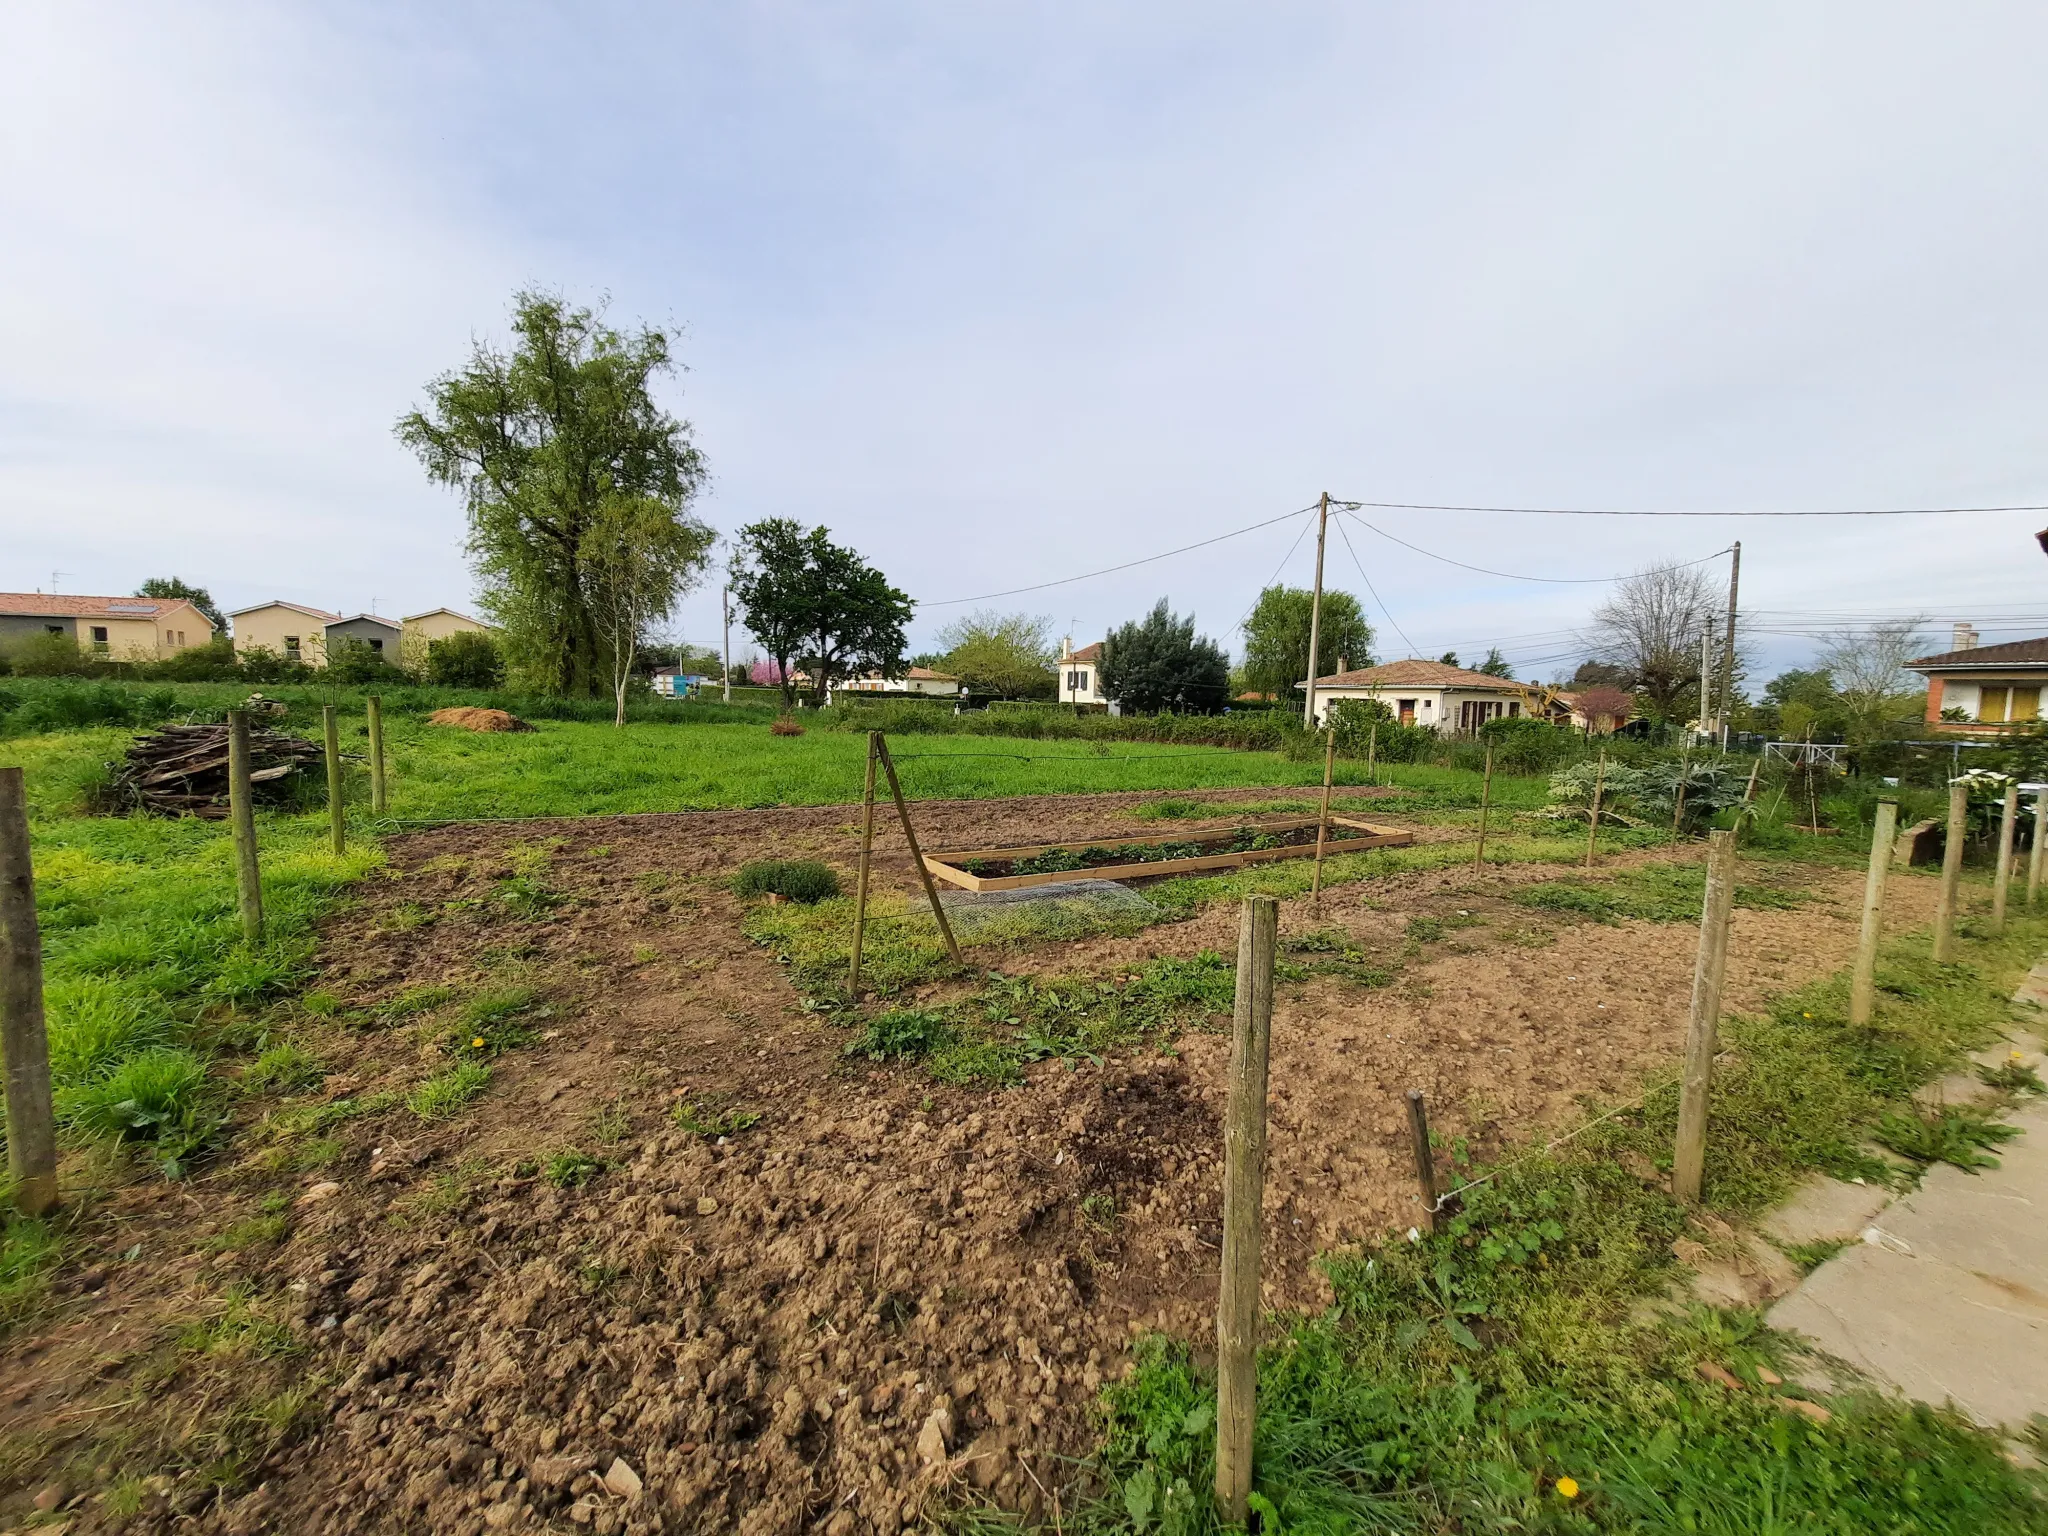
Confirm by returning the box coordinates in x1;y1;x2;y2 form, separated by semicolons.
1397;698;1416;725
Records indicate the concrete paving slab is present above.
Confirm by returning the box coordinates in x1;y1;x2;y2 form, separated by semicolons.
1759;1173;1894;1248
1768;1244;2048;1428
1912;1071;2003;1109
1768;1089;2048;1429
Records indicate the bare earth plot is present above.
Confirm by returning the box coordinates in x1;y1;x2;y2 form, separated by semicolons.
0;789;1932;1535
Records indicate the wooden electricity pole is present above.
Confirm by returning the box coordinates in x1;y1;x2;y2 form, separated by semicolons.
0;767;58;1215
1215;894;1276;1525
1718;541;1741;748
1933;779;1968;962
1848;799;1897;1028
1302;492;1330;729
227;709;264;945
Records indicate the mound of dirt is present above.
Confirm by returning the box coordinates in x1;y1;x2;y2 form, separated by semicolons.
427;707;535;733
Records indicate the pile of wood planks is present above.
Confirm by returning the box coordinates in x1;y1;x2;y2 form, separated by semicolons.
109;721;326;818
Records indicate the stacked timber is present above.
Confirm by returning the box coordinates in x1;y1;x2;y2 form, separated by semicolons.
110;722;326;818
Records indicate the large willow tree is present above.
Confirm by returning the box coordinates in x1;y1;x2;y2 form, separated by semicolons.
396;291;713;696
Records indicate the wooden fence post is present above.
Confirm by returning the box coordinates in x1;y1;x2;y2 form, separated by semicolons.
1311;728;1336;902
1367;723;1377;787
1933;779;1968;962
1672;828;1737;1204
1406;1089;1438;1235
1671;752;1689;833
874;735;963;966
2031;788;2047;908
323;705;345;856
848;733;880;996
1473;746;1494;870
1848;798;1898;1028
227;709;264;945
366;695;387;815
1992;784;2019;934
1583;750;1607;869
0;768;58;1216
1215;894;1276;1525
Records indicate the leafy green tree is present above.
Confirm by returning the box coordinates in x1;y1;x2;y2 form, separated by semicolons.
136;577;224;631
729;519;912;709
326;637;405;684
935;610;1056;699
395;291;713;697
1238;587;1373;698
426;630;505;688
1476;647;1515;678
1439;651;1460;667
1099;600;1229;714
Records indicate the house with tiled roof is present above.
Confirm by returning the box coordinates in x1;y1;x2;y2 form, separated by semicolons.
1058;639;1105;706
1298;658;1530;731
1908;624;2048;733
834;666;964;699
0;592;215;660
227;601;342;667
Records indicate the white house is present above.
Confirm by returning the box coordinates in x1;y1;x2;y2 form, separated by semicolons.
1057;640;1106;706
1299;658;1531;730
834;666;964;700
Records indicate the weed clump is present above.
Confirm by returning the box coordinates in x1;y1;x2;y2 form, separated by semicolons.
733;859;841;904
407;1061;491;1121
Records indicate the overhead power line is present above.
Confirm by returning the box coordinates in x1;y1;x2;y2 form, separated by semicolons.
1332;513;1419;658
1333;498;2048;519
1340;510;1730;584
923;503;1318;608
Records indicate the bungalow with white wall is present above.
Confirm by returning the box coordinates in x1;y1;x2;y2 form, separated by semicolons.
1299;658;1531;731
834;667;964;699
1909;624;2048;733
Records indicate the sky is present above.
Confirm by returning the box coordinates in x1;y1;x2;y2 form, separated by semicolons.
6;2;2048;683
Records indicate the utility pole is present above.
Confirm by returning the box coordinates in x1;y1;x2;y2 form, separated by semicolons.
721;585;732;704
1302;492;1331;728
1719;541;1741;749
1699;620;1715;745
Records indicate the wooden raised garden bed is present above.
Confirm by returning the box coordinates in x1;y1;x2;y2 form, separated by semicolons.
922;815;1416;893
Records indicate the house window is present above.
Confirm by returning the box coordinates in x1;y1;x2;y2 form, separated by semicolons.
1077;670;1088;692
1979;685;2039;724
284;636;300;656
368;638;384;652
45;624;62;635
90;625;109;652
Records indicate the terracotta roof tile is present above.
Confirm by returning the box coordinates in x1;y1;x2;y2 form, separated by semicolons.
1909;637;2048;670
1305;658;1525;691
0;592;209;623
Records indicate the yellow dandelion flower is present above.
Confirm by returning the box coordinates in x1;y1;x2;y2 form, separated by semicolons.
471;1036;486;1049
1556;1477;1579;1499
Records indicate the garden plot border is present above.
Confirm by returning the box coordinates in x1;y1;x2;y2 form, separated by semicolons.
922;815;1415;893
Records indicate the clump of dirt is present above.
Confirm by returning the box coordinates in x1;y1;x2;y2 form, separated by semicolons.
427;708;535;733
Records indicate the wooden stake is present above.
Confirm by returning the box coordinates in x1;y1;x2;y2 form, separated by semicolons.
848;733;880;996
1848;798;1898;1028
0;768;58;1216
2030;789;2047;907
323;705;345;856
1311;728;1336;902
1671;752;1689;833
1215;894;1276;1525
1406;1089;1438;1235
1992;784;2018;934
1933;779;1967;962
1673;828;1737;1204
227;709;264;945
1583;750;1607;869
366;694;387;815
1367;722;1377;787
1473;746;1494;870
874;735;962;966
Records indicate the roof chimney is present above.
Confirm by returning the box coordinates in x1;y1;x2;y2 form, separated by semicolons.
1337;656;1348;674
1952;622;1979;651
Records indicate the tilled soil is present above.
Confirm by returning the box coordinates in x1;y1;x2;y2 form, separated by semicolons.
0;788;1936;1535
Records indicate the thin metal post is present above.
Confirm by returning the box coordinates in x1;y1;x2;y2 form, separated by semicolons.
1302;493;1329;729
1214;895;1276;1525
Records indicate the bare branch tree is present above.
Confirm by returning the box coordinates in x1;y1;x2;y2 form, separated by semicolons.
1585;562;1721;717
1816;618;1929;741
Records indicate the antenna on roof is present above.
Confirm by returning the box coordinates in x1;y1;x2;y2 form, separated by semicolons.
50;571;66;594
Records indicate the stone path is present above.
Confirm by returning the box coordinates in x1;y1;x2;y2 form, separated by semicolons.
1764;965;2048;1430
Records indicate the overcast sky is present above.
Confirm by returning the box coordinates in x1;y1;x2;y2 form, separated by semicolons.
6;3;2048;681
